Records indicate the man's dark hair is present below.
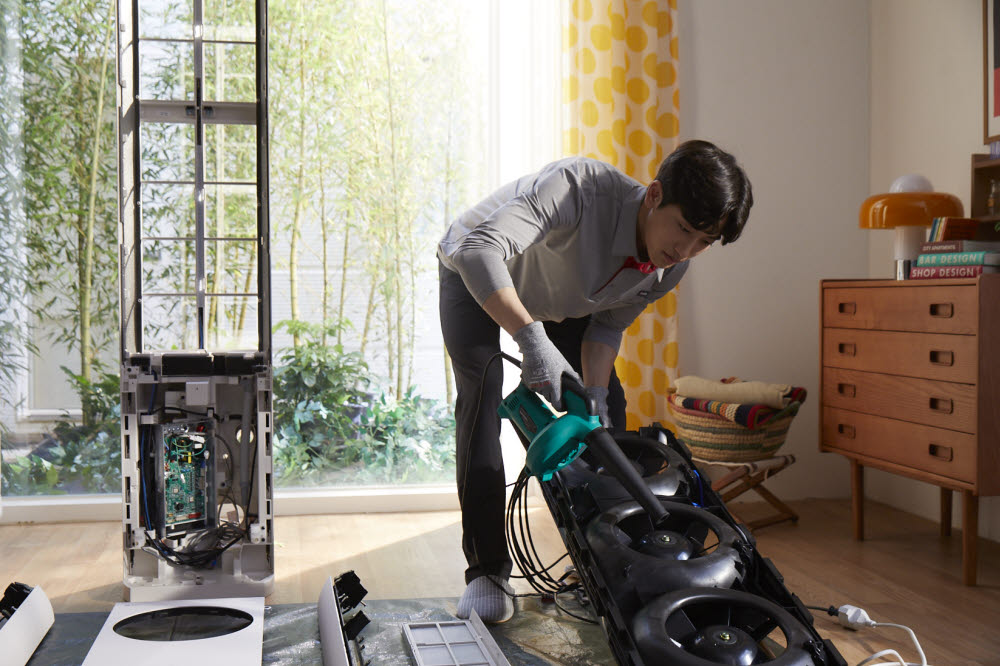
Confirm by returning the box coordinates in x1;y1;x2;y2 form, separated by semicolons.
655;139;753;245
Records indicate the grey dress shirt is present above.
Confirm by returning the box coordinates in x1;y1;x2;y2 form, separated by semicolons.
438;157;688;349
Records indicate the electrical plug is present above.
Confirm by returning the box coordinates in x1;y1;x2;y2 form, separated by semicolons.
837;604;876;630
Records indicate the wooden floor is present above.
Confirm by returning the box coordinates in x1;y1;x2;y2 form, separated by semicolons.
2;498;998;664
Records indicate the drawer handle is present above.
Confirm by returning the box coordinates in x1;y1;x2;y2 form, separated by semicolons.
838;343;856;356
928;444;953;462
929;303;954;318
837;383;857;397
929;350;954;366
929;397;954;414
837;424;856;439
838;302;857;315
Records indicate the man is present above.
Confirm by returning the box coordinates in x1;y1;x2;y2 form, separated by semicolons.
437;140;753;622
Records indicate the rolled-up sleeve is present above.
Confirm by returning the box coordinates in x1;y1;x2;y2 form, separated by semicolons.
582;316;628;351
449;249;515;304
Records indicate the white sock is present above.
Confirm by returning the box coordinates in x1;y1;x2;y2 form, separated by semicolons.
456;575;514;623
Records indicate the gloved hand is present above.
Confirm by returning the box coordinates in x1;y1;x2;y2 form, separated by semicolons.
512;321;581;410
585;385;611;429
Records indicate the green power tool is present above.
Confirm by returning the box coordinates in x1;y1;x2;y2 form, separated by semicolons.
499;372;668;526
497;378;599;482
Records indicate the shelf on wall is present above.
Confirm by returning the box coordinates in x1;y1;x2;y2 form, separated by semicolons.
970;154;1000;218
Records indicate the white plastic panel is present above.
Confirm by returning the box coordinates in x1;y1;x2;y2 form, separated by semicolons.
82;597;264;665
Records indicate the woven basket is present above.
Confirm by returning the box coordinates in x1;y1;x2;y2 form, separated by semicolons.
667;397;800;462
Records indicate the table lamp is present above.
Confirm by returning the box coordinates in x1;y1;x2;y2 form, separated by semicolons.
860;174;963;279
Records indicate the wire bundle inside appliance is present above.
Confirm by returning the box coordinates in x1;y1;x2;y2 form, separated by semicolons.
137;378;253;568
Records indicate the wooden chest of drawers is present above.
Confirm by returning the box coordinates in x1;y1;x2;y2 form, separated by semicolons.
819;277;1000;585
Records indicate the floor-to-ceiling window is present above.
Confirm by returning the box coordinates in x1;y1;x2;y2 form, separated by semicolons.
0;0;561;504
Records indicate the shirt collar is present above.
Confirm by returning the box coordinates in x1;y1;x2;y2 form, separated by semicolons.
612;185;664;279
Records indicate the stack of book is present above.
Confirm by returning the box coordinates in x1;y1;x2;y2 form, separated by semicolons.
910;218;1000;279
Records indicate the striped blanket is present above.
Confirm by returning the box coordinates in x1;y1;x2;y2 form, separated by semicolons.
668;385;807;430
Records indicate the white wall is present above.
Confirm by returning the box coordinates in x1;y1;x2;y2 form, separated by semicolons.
677;1;871;499
677;0;999;543
867;0;1000;541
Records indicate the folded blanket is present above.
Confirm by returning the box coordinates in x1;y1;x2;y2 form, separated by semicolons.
673;376;796;409
668;393;805;430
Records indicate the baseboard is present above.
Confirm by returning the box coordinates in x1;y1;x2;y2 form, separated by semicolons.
0;486;460;524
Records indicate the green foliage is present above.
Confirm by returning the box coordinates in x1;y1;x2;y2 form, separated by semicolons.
1;367;120;496
1;427;120;496
272;320;455;486
2;455;62;496
349;388;456;485
268;0;479;392
20;0;119;408
3;0;478;493
57;365;119;424
0;2;37;408
273;319;371;462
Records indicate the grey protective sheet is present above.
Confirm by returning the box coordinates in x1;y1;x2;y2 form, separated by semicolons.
27;597;613;665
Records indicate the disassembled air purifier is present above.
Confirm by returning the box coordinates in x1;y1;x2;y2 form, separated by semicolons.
81;597;264;665
520;420;848;665
120;357;274;600
318;571;371;666
0;583;55;666
115;0;275;601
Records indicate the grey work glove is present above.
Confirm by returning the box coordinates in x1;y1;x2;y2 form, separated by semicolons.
585;385;611;429
512;321;581;410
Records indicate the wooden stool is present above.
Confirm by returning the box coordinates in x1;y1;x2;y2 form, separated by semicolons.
693;454;798;530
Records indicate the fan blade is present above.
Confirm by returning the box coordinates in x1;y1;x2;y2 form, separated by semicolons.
732;605;778;641
684;519;710;546
686;600;732;631
664;608;699;644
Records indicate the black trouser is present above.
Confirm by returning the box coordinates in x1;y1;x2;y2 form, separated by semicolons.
438;263;626;583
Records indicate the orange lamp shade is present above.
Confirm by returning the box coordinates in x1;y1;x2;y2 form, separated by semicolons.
859;192;963;229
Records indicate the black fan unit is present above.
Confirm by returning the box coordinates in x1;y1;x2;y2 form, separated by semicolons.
558;433;691;513
534;425;845;665
585;499;747;619
632;588;820;666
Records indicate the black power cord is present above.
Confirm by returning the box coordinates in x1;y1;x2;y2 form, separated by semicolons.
506;469;560;594
456;351;598;623
504;467;599;624
457;352;521;513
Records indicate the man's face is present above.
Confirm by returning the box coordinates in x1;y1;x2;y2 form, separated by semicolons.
640;203;719;268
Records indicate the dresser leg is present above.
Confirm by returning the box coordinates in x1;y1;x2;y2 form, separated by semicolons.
962;490;978;586
940;488;952;537
851;460;864;541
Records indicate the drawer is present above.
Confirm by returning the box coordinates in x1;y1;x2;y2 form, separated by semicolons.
822;329;978;384
823;285;977;334
822;367;976;433
821;406;977;483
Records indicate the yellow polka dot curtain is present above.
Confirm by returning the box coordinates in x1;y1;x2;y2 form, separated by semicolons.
562;0;680;431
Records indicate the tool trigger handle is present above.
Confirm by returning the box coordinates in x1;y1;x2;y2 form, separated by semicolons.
561;372;597;417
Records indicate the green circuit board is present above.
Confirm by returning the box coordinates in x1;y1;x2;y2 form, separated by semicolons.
163;431;209;530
